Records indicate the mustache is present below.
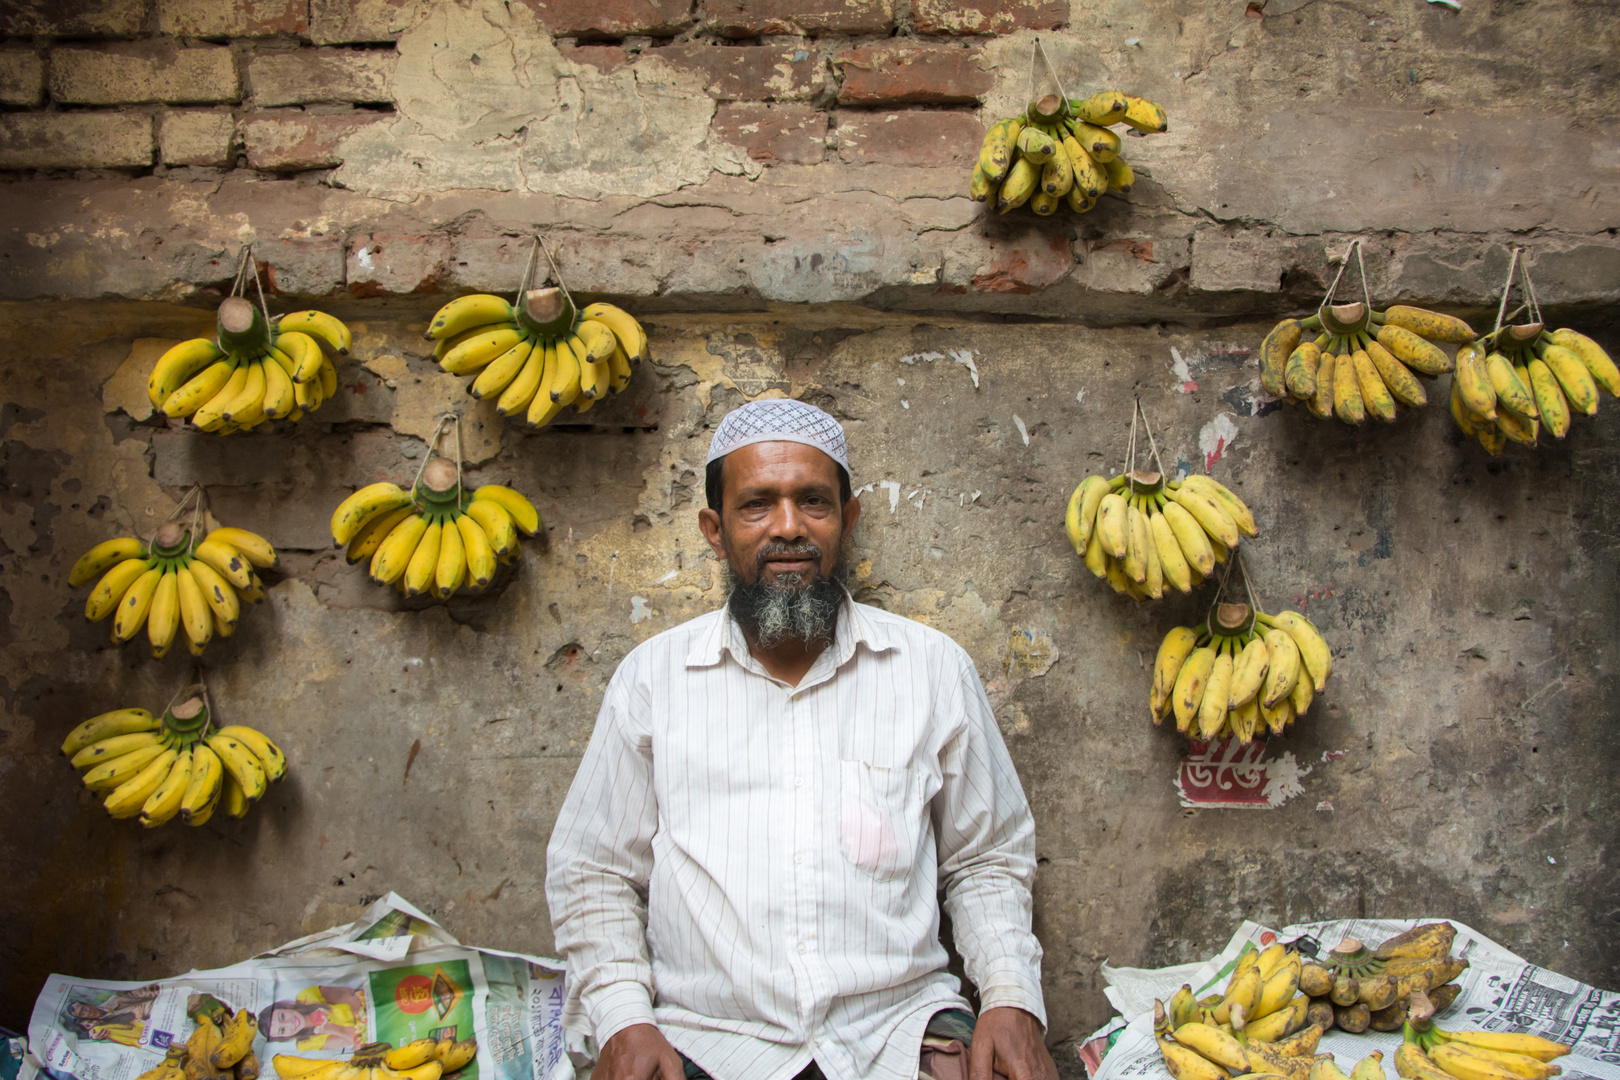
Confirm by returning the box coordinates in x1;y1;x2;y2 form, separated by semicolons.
755;541;822;574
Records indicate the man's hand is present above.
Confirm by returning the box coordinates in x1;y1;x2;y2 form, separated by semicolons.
969;1007;1059;1080
594;1024;685;1080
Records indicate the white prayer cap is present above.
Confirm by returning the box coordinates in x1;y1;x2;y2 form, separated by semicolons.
706;398;849;473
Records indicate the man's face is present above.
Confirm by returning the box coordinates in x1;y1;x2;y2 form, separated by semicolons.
699;441;860;586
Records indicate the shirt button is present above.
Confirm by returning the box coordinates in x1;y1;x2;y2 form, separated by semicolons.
794;853;804;864
797;942;808;955
794;776;805;787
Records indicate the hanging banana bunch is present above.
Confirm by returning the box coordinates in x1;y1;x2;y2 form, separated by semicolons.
1065;403;1256;601
63;679;285;827
148;247;349;432
1257;242;1476;424
423;239;649;429
329;417;542;600
67;489;272;657
1449;249;1620;453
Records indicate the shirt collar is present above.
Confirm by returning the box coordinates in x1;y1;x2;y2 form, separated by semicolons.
686;585;898;671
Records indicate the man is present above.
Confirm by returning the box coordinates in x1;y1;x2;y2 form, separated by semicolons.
546;400;1057;1080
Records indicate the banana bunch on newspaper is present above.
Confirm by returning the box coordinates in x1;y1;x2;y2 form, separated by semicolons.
273;1035;477;1080
137;1002;259;1080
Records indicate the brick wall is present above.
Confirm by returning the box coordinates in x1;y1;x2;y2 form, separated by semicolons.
0;0;1013;174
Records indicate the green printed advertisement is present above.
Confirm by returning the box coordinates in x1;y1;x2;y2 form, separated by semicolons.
368;961;476;1078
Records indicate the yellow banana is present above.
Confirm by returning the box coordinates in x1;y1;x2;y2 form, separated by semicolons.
442;327;525;375
1334;346;1367;424
1173;1024;1249;1072
1120;95;1168;133
606;342;633;393
1070;91;1126;125
69;537;147;587
436;1040;476;1073
220;769;249;818
207;527;276;569
1381;305;1476;344
274;330;325;383
180;743;224;822
1366;338;1427;407
1214;961;1261;1026
211;1008;257;1068
581;302;649;360
1440;1034;1569;1063
194;537;254;589
1227;638;1271;710
207;732;268;802
1259;629;1299;708
1540;343;1598;415
425;294;514;341
348;504;415;565
433;514;465;599
260;350;297;419
456;513;497;590
139;748;192;827
1353;347;1397;422
331;482;414;546
86;557;151;620
1178;477;1257;538
472;484;540;535
465;499;517;556
175;565;214;652
148;338;225;407
394;1064;442;1080
1434;1045;1560;1080
1264;612;1330;692
548;334;584;403
498;338;549;416
471;337;533;400
185;557;239;633
1165;486;1240;549
1123;502;1150;583
1245;994;1307;1042
83;743;166;792
1152;627;1200;722
995;156;1038;213
1173;646;1218;734
63;708;157;757
112;566;164;641
1485;352;1537;418
404;520;443;596
192;362;249;430
1096;492;1129;558
1161;501;1215;576
1151;510;1193;593
977;118;1018;182
1070;141;1108;199
1377;324;1452;376
1397;1045;1455;1080
277;310;352;354
1069;120;1121;160
220;359;266;423
1526;359;1570;439
104;748;178;818
70;730;165;770
1427;1046;1536;1080
1158;1039;1230;1080
1104;156;1135;192
217;725;286;782
372;512;428;584
385;1041;441;1071
574;336;609;399
1548;327;1619;395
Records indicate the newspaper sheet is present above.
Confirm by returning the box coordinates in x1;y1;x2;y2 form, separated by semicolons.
1093;918;1620;1080
25;895;573;1080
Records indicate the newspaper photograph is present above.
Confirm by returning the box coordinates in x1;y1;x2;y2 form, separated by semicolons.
25;895;573;1080
1092;918;1619;1080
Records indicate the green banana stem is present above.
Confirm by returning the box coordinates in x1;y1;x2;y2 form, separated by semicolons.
1370;310;1387;325
1300;314;1323;330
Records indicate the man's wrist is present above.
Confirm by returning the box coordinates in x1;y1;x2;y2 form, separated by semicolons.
585;981;658;1046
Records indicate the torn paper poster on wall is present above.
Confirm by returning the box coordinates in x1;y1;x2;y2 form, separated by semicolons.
1175;738;1312;808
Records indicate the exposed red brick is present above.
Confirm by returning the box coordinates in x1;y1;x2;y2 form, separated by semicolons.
641;44;824;102
711;103;826;165
0;112;153;169
519;0;695;37
241;112;382;172
157;0;308;37
309;0;429;44
973;235;1073;293
911;0;1065;35
0;0;146;38
835;110;981;168
700;0;893;36
559;45;629;71
836;44;991;106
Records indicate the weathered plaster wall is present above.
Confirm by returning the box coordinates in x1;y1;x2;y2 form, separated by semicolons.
3;300;1618;1055
2;0;1619;1066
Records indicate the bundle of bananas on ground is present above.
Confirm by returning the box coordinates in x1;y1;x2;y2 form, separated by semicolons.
1065;471;1255;600
63;692;285;827
1450;324;1619;453
424;288;647;427
1259;304;1474;424
68;520;274;657
1151;602;1331;741
971;89;1166;215
137;1002;260;1080
148;298;349;433
330;458;541;599
1396;989;1569;1080
273;1033;477;1080
1297;926;1469;1035
1154;943;1338;1080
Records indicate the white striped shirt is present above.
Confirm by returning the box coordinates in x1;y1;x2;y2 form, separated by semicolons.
545;592;1045;1080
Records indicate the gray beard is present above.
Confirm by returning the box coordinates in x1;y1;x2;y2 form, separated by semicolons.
723;545;844;650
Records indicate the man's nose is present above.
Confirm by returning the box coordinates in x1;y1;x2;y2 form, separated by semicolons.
769;498;807;539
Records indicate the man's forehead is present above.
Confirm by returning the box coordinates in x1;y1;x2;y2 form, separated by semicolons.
723;441;843;490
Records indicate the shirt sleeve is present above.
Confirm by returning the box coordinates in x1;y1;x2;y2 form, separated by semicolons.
544;659;662;1046
932;655;1047;1027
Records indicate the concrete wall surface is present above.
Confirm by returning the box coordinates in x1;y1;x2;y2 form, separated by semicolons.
1;0;1619;1064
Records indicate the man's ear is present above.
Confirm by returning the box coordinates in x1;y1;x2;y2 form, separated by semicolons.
841;495;861;539
698;507;726;559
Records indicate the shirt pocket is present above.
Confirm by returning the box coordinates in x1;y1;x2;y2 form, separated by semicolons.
838;758;924;882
